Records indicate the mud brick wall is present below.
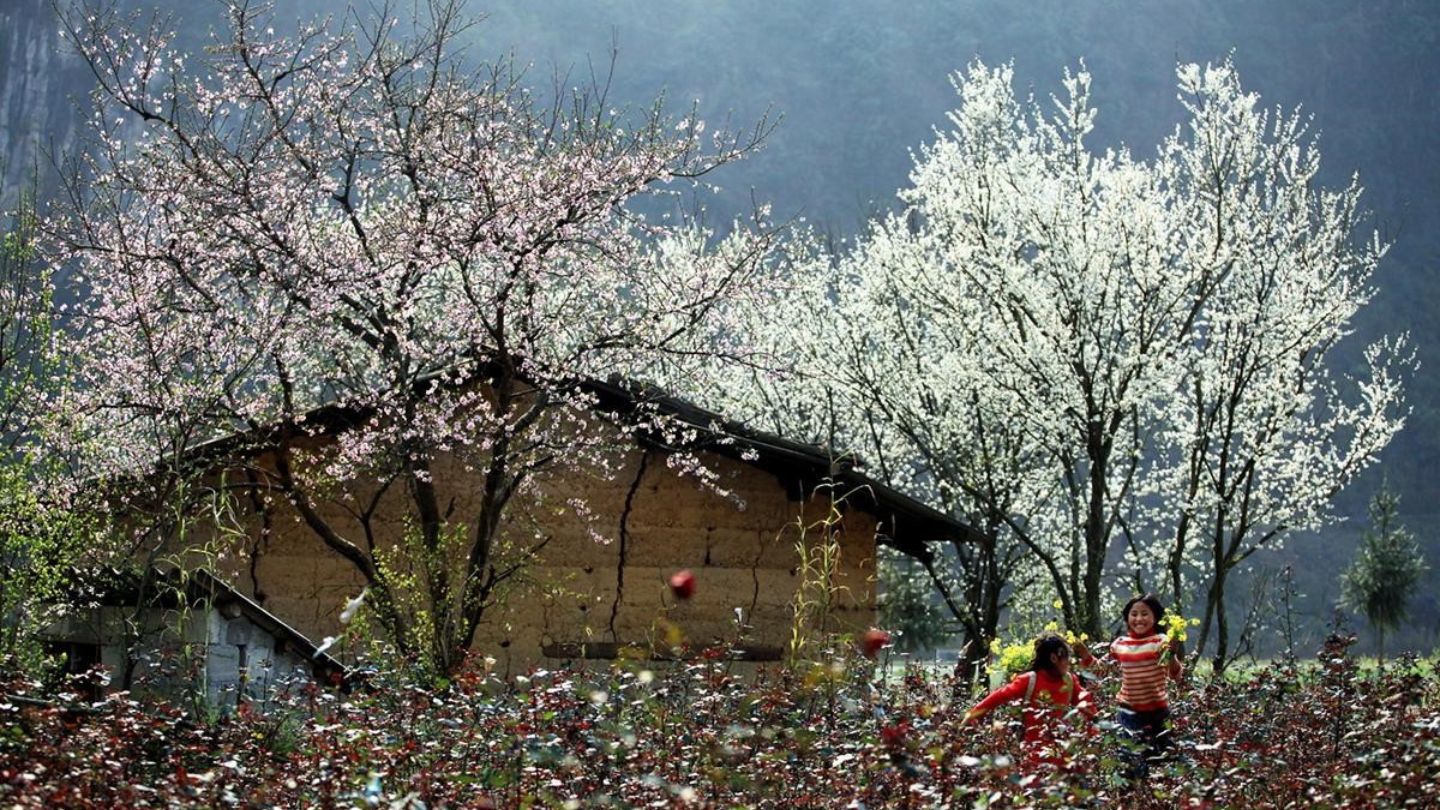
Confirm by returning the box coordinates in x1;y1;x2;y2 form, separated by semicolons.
206;441;879;673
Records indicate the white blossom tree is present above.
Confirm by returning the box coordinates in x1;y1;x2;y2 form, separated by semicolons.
701;194;1046;679
722;61;1193;641
47;0;785;673
1147;62;1410;668
710;59;1409;670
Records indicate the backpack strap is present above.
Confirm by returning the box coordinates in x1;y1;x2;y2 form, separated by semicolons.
1023;671;1038;703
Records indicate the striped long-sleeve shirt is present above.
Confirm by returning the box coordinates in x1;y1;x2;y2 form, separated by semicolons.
1079;633;1181;712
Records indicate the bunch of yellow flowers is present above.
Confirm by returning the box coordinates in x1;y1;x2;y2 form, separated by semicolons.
1160;612;1200;644
1046;602;1089;648
987;600;1096;676
1158;612;1200;664
988;637;1035;676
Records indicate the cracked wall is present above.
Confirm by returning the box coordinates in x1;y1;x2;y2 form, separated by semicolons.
199;435;881;674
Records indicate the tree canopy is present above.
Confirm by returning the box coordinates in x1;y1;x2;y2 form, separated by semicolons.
1341;482;1426;662
706;59;1410;671
46;0;786;673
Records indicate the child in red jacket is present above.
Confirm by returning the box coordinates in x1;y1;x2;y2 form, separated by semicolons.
964;633;1096;766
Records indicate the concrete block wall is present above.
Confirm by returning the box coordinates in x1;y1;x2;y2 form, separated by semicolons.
43;606;318;712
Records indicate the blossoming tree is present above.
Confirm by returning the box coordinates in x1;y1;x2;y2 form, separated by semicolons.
48;0;784;673
1146;61;1409;666
713;59;1409;671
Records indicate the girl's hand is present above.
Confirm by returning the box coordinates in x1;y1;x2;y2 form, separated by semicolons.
1159;638;1185;674
1072;639;1092;662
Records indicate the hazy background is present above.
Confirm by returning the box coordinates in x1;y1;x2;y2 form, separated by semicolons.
3;0;1437;655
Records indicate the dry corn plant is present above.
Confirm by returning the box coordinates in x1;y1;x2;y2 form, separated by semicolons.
785;485;865;669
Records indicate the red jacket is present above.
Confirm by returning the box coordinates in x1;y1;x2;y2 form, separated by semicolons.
967;669;1097;759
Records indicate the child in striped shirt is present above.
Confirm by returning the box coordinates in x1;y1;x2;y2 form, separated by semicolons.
1075;594;1184;773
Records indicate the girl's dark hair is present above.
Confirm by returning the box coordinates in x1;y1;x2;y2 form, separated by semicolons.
1121;593;1167;630
1029;633;1071;677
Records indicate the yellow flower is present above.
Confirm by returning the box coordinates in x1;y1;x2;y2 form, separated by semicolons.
1160;613;1189;644
1052;599;1064;610
995;640;1034;675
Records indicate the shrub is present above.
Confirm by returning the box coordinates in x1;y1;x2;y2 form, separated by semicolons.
1;647;1437;807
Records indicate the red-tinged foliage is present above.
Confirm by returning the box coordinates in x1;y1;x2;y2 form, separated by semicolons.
1;650;1437;808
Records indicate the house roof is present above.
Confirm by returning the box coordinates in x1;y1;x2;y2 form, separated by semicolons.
176;366;980;562
184;569;350;681
579;376;982;561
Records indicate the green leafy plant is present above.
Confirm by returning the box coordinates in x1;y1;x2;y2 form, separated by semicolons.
1341;481;1427;663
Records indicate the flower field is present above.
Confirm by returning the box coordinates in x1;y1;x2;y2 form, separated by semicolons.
2;650;1437;808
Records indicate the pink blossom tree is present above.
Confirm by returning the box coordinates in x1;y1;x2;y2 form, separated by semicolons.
48;0;784;673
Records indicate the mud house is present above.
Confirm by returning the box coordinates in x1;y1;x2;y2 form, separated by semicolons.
142;376;977;673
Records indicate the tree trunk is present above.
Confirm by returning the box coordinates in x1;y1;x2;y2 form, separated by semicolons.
919;538;1000;698
1082;424;1110;639
1211;570;1230;674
